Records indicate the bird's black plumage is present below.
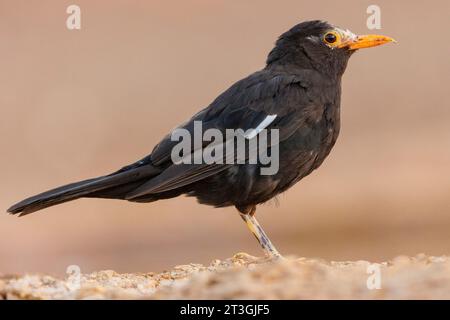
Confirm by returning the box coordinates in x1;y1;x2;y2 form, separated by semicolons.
8;20;389;225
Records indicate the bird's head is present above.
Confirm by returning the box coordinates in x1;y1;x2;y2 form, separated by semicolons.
267;20;396;77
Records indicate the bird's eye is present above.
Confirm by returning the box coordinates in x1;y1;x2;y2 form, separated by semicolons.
324;32;338;44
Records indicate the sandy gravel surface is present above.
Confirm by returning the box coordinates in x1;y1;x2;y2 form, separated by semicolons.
1;253;449;299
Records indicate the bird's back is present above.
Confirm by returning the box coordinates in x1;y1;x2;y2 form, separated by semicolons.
152;68;343;210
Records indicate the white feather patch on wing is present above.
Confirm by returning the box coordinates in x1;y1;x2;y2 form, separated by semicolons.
244;114;277;139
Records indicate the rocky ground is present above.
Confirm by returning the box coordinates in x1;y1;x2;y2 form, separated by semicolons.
1;253;450;299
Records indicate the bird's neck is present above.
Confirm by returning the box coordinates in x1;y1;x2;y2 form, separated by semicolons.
266;48;349;80
265;62;344;88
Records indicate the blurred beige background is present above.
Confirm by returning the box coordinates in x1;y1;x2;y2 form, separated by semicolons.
0;0;449;276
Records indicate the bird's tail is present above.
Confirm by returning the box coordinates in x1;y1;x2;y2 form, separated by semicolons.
7;165;160;216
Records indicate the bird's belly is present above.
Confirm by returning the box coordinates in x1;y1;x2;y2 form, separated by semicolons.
186;114;339;209
241;117;339;204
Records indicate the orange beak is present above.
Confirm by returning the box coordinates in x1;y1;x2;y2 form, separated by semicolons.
341;34;397;50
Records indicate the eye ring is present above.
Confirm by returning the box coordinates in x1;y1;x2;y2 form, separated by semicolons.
324;32;338;44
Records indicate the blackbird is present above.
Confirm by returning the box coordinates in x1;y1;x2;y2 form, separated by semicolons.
8;21;395;257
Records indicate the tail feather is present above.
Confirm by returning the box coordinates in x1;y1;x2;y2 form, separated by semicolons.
7;165;160;216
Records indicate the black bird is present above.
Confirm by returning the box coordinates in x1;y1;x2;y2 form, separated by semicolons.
8;21;395;257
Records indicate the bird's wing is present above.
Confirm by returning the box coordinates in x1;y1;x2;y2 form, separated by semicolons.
126;70;321;199
150;70;318;165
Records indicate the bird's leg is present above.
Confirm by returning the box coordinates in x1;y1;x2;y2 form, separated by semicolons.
239;209;282;259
